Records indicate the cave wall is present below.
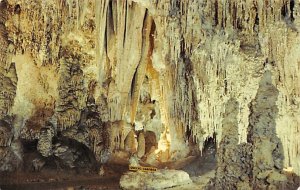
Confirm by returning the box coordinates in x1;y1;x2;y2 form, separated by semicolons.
0;0;299;176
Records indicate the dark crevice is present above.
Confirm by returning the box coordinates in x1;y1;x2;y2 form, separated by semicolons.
180;35;185;57
142;9;149;38
281;1;295;22
149;17;156;56
281;4;287;18
14;4;21;15
122;1;128;47
233;3;237;29
290;0;295;21
214;1;218;26
21;139;38;153
130;69;138;98
224;79;228;94
107;0;114;34
185;125;192;140
204;134;216;152
104;21;107;56
254;7;259;28
280;0;295;24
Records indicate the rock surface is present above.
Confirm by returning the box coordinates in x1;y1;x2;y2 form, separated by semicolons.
120;170;192;190
0;0;299;188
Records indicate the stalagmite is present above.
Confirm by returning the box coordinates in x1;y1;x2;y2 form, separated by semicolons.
124;130;137;154
137;132;145;158
37;125;54;157
215;98;252;189
248;71;287;188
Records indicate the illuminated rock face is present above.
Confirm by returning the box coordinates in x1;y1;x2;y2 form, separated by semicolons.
120;169;192;190
0;0;299;183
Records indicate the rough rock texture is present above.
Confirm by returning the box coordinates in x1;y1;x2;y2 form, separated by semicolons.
248;71;287;189
137;132;145;158
215;98;253;189
0;119;22;172
214;72;288;189
120;170;192;190
0;67;22;173
55;51;86;131
37;124;54;157
0;0;17;120
0;0;299;187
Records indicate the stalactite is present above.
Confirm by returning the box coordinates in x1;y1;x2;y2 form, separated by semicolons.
95;0;109;85
0;1;17;120
1;0;300;177
55;48;85;131
130;13;153;124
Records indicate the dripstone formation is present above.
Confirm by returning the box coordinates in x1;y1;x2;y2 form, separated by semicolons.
0;0;300;189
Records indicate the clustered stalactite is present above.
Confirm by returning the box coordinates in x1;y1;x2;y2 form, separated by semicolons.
0;0;17;120
55;49;85;131
0;1;298;187
152;0;300;175
0;0;21;172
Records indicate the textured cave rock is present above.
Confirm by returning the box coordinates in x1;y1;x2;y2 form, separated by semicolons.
0;0;17;120
0;1;299;189
137;131;145;158
0;118;22;172
215;98;253;189
55;50;86;131
120;169;192;190
37;124;54;157
214;72;288;189
248;71;287;188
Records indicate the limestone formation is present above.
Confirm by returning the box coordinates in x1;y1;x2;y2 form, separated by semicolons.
52;143;79;169
0;119;13;147
55;53;86;131
248;71;287;188
0;0;17;120
137;132;145;158
0;0;299;188
37;125;54;157
215;98;253;189
124;130;137;154
120;170;192;190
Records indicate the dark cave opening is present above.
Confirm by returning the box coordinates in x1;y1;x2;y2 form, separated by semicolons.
21;139;38;153
20;136;99;173
183;135;217;177
52;137;98;170
203;135;216;155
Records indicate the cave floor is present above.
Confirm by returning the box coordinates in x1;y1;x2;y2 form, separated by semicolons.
0;164;127;190
0;155;217;190
0;146;218;190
